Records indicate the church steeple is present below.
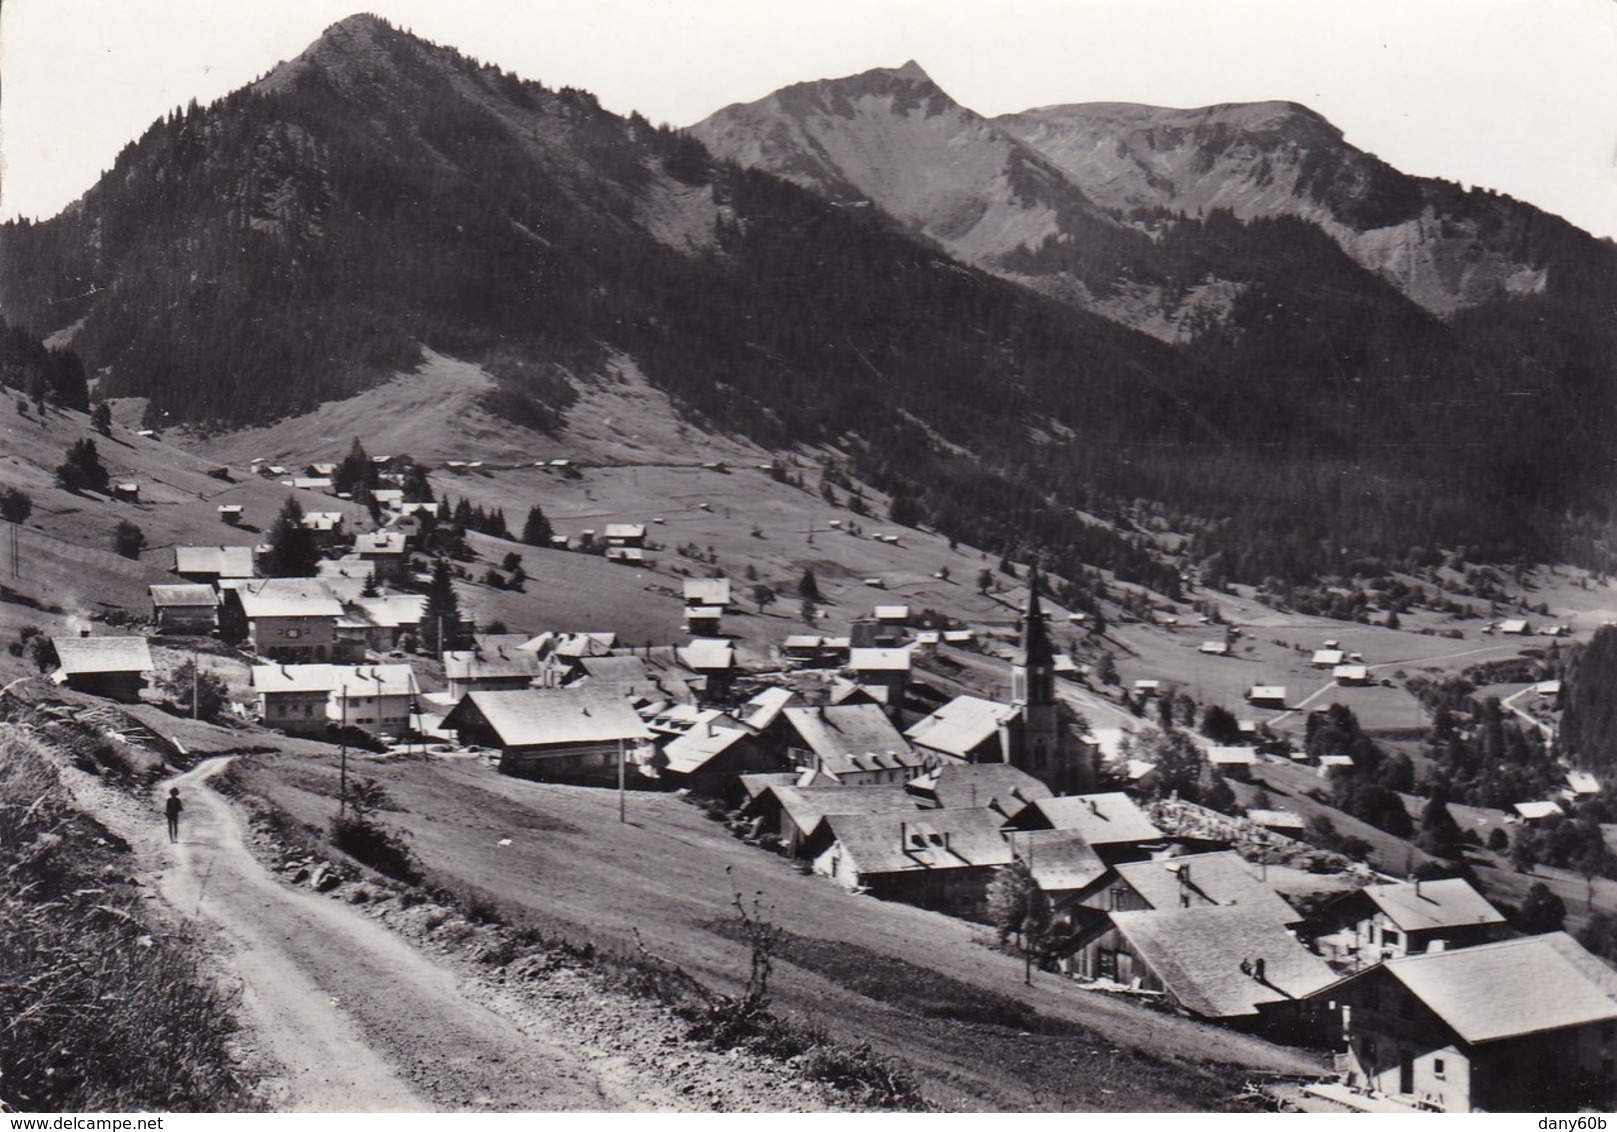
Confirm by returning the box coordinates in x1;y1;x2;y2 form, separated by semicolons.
1014;569;1055;672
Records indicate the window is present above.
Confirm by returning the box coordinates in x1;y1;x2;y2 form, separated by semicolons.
1383;928;1402;948
1433;1058;1446;1080
285;628;301;639
1110;887;1128;911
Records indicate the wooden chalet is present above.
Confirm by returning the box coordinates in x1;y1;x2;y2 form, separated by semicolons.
50;636;154;703
443;688;651;784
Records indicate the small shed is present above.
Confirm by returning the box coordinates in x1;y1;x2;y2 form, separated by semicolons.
150;584;219;635
1246;685;1287;709
51;636;154;702
217;504;244;525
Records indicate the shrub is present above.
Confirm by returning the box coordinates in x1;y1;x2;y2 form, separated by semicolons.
329;813;420;884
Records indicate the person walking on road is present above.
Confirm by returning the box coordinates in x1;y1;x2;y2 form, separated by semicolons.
165;787;183;843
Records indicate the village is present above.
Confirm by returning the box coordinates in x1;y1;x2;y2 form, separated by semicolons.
20;435;1617;1117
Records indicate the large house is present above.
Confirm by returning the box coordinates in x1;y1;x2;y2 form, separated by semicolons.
352;530;408;581
443;645;542;698
225;581;344;661
1308;877;1506;967
814;807;1014;919
905;695;1019;764
1006;792;1165;863
657;725;785;796
330;664;417;736
779;703;922;786
252;664;338;736
1307;933;1617;1112
442;688;651;783
51;636;154;703
744;782;917;859
905;763;1051;822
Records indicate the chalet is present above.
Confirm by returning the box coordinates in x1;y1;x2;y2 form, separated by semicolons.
781;635;826;663
302;511;347;535
50;636;153;703
1333;664;1371;686
573;655;670;700
658;725;785;796
352;531;408;581
1009;829;1108;900
941;630;974;647
738;686;794;733
684;606;724;636
443;646;542;698
1073;904;1337;1030
1308;933;1617;1112
307;462;337;477
1566;770;1600;799
443;688;652;784
1537;680;1564;699
174;545;255;586
1006;792;1163;863
1308;877;1506;967
1497;619;1532;635
347;594;427;652
370;488;404;510
252;664;337;736
1206;746;1259;780
814;808;1014;919
1198;641;1230;656
905;695;1017;764
227;581;344;662
682;577;731;609
1317;754;1356;776
745;783;916;858
847;647;911;706
677;638;736;699
603;523;646;548
906;763;1051;822
149;584;218;635
1312;649;1346;668
1247;809;1307;837
330;665;416;737
605;547;646;566
112;482;139;502
1133;679;1161;698
1068;851;1301;926
1247;685;1288;709
287;476;332;492
779;703;921;785
873;605;910;628
217;504;243;525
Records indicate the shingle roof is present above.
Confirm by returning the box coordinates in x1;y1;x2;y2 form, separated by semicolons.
1011;829;1107;892
1360;878;1506;933
828;808;1014;876
662;726;756;776
765;783;918;839
1111;851;1301;924
784;703;910;762
53;636;154;675
443;647;541;683
906;763;1052;817
252;663;338;694
353;531;406;555
604;523;645;539
682;578;731;606
1378;932;1617;1044
1514;800;1565;821
174;545;255;578
905;695;1015;758
741;686;794;730
351;594;426;628
1109;904;1337;1018
446;688;650;747
149;584;218;608
678;639;735;671
234;580;345;619
1023;792;1162;846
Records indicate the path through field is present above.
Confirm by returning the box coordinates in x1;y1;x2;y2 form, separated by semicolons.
157;758;617;1112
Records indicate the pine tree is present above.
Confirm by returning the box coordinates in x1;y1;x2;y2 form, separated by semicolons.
420;558;464;655
797;568;821;602
521;505;553;547
263;496;319;577
334;436;377;499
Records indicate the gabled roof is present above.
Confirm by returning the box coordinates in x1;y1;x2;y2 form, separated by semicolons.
1359;877;1506;933
904;695;1015;758
552;632;617;660
603;523;645;539
1111;851;1300;924
1247;685;1287;701
873;605;910;620
678;638;735;671
683;577;731;606
1371;932;1617;1044
1206;746;1258;766
443;647;542;683
827;808;1014;875
783;703;910;764
575;654;657;686
661;726;757;776
149;584;218;608
1311;649;1345;666
330;664;416;699
906;763;1052;817
1020;792;1162;846
252;663;338;694
444;688;650;747
302;511;346;531
1109;904;1337;1018
53;636;153;675
233;580;345;619
174;545;255;578
762;783;917;839
849;647;911;671
1567;770;1600;795
350;593;427;629
741;686;794;731
1012;829;1107;892
1515;800;1564;821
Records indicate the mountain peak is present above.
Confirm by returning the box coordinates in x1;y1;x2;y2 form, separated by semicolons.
257;11;414;95
889;60;932;83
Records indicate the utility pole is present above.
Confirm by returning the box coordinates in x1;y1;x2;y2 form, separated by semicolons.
338;690;349;816
1025;835;1035;987
192;648;199;721
618;737;627;823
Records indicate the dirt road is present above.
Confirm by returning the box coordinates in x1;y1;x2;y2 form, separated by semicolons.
158;758;616;1111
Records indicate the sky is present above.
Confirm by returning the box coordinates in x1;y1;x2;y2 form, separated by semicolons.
2;0;1615;238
